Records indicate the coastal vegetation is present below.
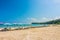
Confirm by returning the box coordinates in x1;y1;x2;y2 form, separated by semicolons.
32;19;60;24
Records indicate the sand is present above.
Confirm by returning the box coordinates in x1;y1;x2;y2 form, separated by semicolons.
0;25;60;40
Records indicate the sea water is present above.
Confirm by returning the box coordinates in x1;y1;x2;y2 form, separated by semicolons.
0;24;48;28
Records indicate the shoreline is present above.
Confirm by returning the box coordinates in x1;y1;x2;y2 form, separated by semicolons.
0;25;49;31
0;25;60;40
0;24;60;31
0;24;58;32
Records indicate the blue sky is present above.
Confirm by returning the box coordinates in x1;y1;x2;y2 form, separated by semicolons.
0;0;60;23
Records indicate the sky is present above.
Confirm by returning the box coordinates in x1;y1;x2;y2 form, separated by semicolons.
0;0;60;23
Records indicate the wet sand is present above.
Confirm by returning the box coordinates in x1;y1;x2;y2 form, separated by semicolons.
0;25;60;40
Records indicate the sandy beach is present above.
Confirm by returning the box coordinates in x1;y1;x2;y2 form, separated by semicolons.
0;25;60;40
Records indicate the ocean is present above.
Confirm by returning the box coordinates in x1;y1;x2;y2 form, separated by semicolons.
0;24;48;28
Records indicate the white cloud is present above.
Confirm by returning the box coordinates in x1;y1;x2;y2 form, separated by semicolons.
54;16;60;19
27;17;51;23
41;17;53;22
27;17;60;23
27;18;40;22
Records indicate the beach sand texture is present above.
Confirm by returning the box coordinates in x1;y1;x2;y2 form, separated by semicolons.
0;25;60;40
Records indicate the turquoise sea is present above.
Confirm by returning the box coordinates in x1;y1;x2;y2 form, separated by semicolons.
0;24;48;28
